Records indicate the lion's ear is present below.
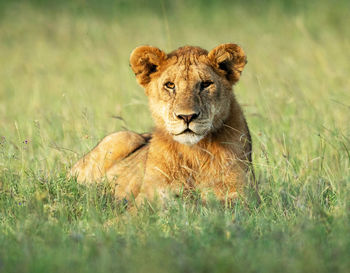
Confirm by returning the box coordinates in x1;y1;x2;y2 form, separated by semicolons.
208;43;247;84
130;46;166;87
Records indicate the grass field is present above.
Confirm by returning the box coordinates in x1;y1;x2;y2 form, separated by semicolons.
1;0;350;272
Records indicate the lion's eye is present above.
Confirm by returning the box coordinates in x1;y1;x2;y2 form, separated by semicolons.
200;81;213;89
164;82;175;89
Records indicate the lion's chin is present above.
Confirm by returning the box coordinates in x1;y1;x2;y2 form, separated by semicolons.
172;132;204;146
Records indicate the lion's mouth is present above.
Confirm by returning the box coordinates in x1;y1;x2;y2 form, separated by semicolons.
174;128;200;136
171;126;206;145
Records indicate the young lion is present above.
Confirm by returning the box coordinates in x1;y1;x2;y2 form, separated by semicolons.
69;43;253;204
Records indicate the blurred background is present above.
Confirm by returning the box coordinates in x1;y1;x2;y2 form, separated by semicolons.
0;0;349;175
1;1;350;272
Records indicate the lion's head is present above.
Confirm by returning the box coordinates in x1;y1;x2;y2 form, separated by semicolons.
130;44;247;145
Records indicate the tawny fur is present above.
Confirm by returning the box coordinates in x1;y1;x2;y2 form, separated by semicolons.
69;43;252;205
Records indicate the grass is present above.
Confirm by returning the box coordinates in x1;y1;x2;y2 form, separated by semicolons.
0;0;350;272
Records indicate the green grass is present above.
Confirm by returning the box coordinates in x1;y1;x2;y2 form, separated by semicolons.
1;1;350;272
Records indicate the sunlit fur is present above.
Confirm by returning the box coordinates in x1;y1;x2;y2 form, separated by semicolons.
69;43;253;205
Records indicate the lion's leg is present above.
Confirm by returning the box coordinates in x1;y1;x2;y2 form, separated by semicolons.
69;131;148;183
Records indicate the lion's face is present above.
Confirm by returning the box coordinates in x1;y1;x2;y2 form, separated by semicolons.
147;61;232;145
130;44;247;145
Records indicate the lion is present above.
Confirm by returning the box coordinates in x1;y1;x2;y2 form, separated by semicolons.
69;43;253;205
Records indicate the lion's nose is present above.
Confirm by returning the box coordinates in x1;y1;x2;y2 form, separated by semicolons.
176;112;200;124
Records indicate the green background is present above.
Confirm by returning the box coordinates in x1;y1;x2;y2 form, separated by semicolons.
0;1;349;272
